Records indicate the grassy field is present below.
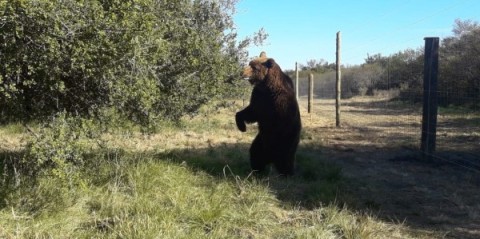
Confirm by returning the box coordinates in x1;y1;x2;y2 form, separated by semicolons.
1;96;478;238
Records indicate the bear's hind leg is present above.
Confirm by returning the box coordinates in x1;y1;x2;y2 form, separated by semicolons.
274;158;295;176
273;146;296;176
249;134;267;172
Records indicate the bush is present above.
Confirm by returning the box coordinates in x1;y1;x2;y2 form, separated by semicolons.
0;0;253;126
0;113;99;213
22;113;99;185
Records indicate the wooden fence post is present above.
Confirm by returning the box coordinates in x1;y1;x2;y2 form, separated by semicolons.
308;73;313;113
336;31;342;127
421;37;439;161
295;62;299;100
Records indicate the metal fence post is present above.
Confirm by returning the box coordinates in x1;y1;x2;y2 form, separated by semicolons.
295;62;299;100
336;31;342;127
421;37;439;161
308;73;314;113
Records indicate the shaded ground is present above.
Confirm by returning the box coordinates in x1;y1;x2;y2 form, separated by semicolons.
300;97;480;239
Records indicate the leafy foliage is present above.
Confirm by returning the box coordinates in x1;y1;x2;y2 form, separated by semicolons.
0;112;99;213
357;20;480;106
23;113;97;177
295;19;479;106
14;113;102;207
439;19;480;106
355;50;424;100
0;0;254;126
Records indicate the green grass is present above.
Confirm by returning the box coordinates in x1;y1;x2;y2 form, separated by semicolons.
0;109;427;239
0;153;411;238
0;122;25;135
0;121;48;136
438;105;479;115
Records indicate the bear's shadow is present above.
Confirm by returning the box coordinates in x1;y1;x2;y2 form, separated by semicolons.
152;142;344;209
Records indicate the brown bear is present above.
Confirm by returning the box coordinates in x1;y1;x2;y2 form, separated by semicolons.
235;53;301;176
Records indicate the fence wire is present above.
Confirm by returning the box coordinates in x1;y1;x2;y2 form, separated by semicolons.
296;77;479;172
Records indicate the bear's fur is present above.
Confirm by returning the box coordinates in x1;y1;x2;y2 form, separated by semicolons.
235;54;301;176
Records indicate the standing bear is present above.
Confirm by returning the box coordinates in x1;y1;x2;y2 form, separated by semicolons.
235;53;301;176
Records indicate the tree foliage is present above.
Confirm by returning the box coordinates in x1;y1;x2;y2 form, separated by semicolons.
0;0;256;125
439;19;480;106
295;19;479;106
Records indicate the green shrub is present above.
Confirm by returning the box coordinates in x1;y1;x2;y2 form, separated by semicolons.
0;0;257;127
23;113;96;188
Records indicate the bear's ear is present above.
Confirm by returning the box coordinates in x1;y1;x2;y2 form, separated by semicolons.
264;58;276;69
251;61;264;71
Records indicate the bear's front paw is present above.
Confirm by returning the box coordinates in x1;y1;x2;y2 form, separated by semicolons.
235;113;247;132
237;122;246;132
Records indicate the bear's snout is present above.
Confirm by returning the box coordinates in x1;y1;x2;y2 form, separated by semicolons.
242;66;252;79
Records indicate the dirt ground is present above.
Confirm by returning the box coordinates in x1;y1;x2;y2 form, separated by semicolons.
299;97;480;239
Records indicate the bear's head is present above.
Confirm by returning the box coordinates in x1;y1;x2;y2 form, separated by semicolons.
242;56;276;85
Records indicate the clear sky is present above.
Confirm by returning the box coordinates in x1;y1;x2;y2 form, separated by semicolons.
233;0;480;70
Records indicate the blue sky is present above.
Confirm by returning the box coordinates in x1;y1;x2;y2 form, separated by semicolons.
233;0;480;70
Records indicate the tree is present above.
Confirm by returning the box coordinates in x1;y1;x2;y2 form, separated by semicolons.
0;0;260;126
301;59;335;73
439;19;480;106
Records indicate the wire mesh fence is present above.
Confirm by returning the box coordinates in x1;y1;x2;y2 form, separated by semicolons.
434;90;480;170
295;76;479;172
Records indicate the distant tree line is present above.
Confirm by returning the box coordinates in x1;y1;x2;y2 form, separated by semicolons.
293;19;480;108
0;0;263;126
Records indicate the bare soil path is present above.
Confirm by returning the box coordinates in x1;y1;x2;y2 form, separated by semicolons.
299;97;480;238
